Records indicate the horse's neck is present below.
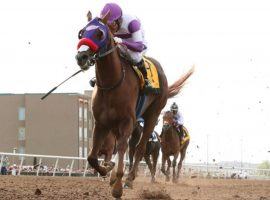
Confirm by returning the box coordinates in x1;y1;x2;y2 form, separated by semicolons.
95;45;122;89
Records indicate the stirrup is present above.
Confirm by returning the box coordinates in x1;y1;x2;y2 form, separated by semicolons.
142;79;154;93
89;77;96;87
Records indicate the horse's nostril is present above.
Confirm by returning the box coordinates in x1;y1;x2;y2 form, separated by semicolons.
81;55;88;61
76;53;89;66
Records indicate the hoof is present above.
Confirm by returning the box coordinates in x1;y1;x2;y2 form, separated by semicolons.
111;188;123;199
124;180;133;189
172;178;178;184
105;161;115;173
151;177;156;183
112;183;123;198
99;168;107;177
110;178;117;186
165;176;170;182
161;168;166;174
110;170;117;187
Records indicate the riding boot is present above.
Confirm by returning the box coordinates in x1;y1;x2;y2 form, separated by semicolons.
89;77;96;87
175;124;184;141
137;60;153;93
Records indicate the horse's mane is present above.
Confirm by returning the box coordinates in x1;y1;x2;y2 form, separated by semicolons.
167;66;194;98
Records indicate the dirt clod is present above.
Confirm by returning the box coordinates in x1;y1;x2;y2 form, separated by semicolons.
140;189;172;199
35;188;42;195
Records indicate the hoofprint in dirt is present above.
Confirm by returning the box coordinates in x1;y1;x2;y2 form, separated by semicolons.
0;176;269;200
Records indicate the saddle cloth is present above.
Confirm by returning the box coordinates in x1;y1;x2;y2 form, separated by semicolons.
132;57;160;93
181;126;190;146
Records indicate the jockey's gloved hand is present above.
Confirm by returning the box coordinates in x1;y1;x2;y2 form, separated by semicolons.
114;37;123;44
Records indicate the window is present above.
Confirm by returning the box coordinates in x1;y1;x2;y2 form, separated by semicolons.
18;107;25;121
79;127;82;141
84;147;88;158
79;147;83;157
84;128;87;141
18;127;25;140
84;107;87;121
79;106;83;120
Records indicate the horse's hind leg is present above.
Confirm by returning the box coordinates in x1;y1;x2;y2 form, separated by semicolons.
125;110;161;188
151;143;160;183
177;142;189;179
144;154;153;182
128;143;135;172
88;124;111;176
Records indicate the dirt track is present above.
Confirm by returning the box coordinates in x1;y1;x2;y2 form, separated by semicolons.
0;176;269;200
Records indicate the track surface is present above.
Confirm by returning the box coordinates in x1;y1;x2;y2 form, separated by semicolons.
0;176;269;199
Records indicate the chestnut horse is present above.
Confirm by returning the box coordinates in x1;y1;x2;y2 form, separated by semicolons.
75;13;194;198
160;111;190;183
128;122;161;183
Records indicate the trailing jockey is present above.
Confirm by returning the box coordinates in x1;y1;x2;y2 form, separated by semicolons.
170;102;185;141
90;3;154;93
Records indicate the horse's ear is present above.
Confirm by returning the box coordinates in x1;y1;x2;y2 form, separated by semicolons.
101;9;110;24
87;10;92;22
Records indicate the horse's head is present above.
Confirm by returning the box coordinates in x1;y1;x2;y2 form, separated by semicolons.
76;11;113;69
162;111;174;131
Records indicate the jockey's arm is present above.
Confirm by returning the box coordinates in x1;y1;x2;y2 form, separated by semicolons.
121;19;146;52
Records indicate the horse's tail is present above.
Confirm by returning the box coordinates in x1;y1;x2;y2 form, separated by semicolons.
167;65;195;98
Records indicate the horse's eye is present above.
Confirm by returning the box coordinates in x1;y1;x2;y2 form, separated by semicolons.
78;29;85;39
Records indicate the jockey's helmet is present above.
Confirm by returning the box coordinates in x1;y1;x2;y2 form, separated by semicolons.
170;102;178;113
100;3;122;24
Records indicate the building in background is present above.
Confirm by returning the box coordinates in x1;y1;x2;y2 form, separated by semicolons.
0;91;94;168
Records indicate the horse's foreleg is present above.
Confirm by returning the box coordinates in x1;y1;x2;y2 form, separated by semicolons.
161;153;167;175
166;157;171;181
172;152;180;183
111;120;132;198
88;124;110;176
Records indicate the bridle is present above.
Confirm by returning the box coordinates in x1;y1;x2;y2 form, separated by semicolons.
85;37;126;91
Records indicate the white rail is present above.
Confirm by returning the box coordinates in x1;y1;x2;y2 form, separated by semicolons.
0;152;87;177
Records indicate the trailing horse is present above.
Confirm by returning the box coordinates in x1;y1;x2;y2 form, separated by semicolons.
128;122;160;183
160;111;190;183
75;13;194;198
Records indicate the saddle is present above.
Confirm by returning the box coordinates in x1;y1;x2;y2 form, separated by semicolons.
120;52;161;94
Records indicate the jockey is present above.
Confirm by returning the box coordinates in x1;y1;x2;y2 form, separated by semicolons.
100;3;153;92
137;117;158;142
149;131;159;142
170;102;185;140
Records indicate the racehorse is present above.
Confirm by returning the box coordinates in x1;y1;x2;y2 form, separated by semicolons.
128;121;161;183
75;12;194;198
160;111;190;183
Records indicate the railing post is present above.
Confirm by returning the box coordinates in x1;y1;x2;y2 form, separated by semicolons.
83;161;88;177
53;158;59;177
36;158;42;176
69;159;74;177
0;155;4;171
18;157;24;176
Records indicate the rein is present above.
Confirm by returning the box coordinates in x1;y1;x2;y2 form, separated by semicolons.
88;43;125;91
